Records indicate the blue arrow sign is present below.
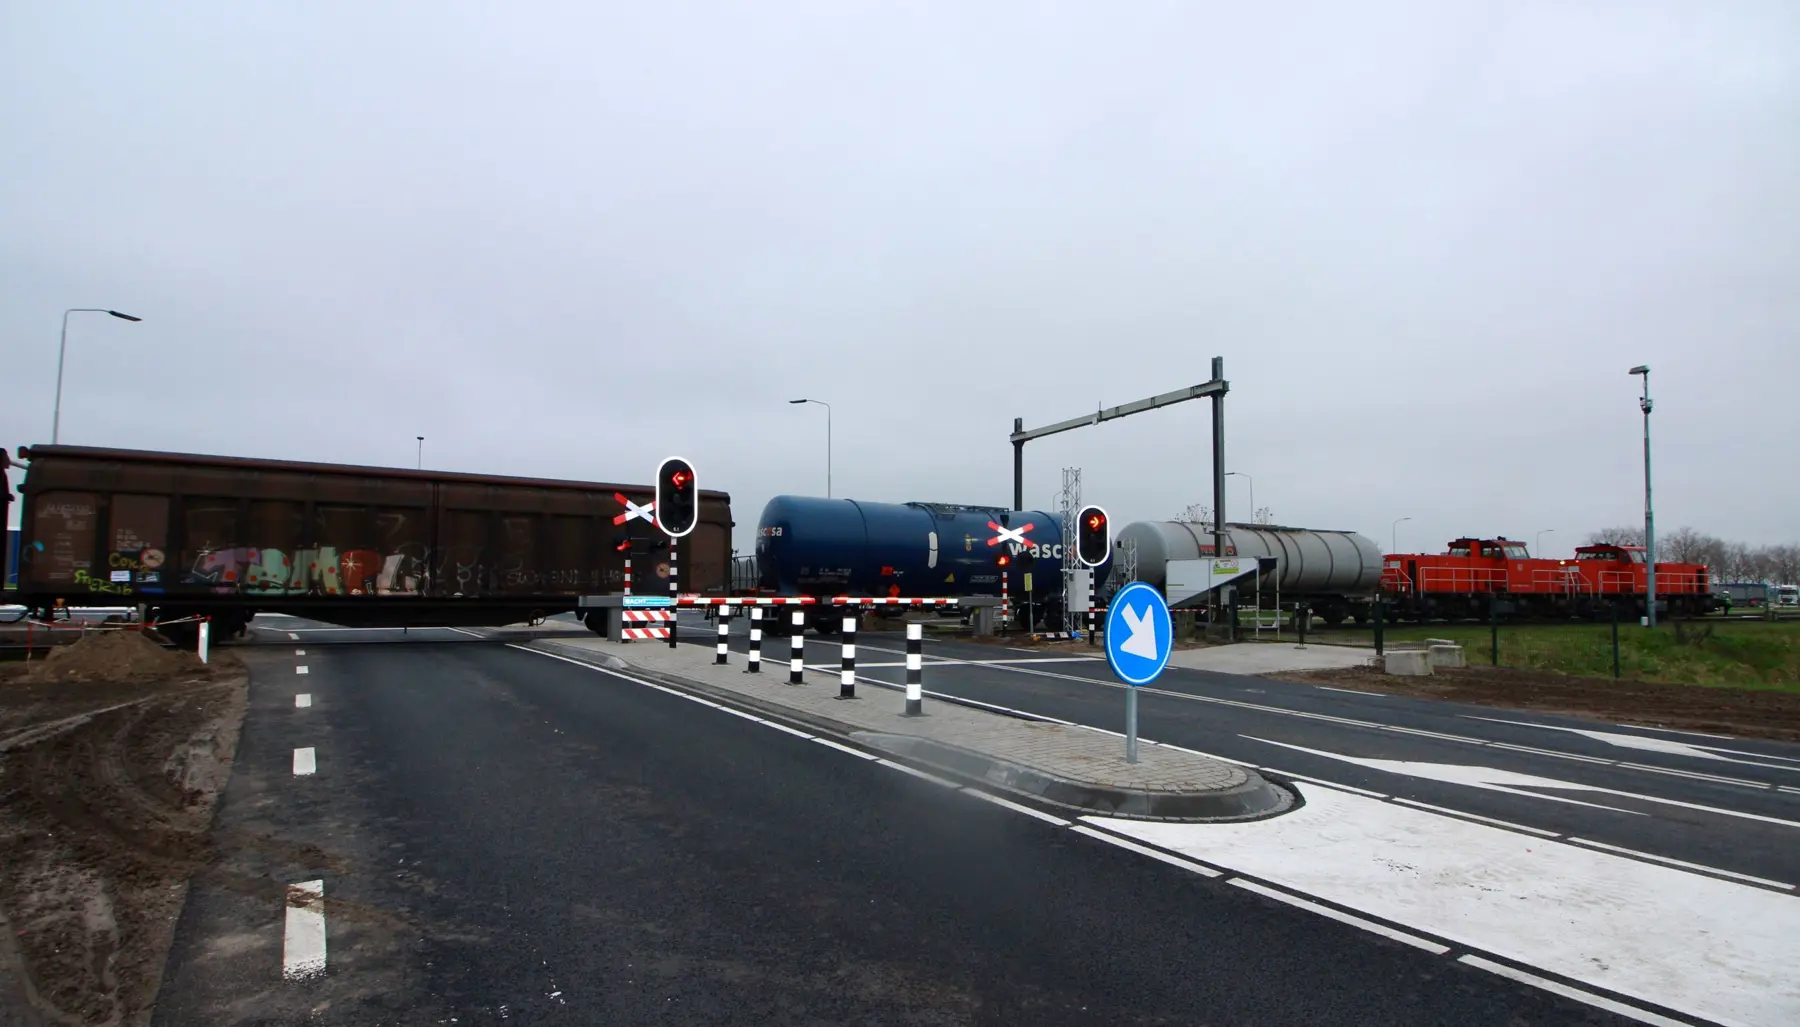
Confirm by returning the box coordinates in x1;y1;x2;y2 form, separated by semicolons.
1105;580;1173;687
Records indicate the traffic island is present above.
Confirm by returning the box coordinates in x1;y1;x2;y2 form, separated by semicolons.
526;635;1297;823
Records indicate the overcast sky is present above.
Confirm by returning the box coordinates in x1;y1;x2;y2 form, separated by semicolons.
4;2;1796;559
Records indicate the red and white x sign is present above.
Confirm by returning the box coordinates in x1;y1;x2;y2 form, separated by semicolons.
613;493;656;526
986;520;1035;547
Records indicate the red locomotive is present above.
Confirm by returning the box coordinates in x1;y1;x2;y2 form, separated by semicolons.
1380;536;1716;622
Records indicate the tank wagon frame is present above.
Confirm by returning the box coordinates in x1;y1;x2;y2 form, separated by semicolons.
749;495;1109;634
10;444;733;645
1112;520;1386;625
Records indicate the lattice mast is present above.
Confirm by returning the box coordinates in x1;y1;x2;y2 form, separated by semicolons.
1058;467;1082;635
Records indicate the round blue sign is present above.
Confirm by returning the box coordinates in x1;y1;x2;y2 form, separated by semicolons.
1104;580;1173;686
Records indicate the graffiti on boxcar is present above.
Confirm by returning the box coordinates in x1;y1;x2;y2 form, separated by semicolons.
73;568;132;595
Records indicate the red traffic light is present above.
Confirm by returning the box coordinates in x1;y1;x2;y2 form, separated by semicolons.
996;553;1012;567
671;470;691;489
1087;513;1105;530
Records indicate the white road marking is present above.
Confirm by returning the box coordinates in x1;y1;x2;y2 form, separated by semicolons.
292;747;316;775
1069;825;1223;878
1256;768;1388;799
811;737;879;760
282;880;327;981
447;627;486;639
1466;716;1800;770
874;759;960;789
295;694;312;708
287;631;300;640
1617;762;1768;788
1389;797;1562;838
1488;742;1613;764
294;648;305;656
1088;787;1800;1027
962;788;1070;825
295;665;309;675
1313;685;1384;696
1244;736;1800;827
1456;955;1699;1027
1563;837;1795;891
1229;878;1450;955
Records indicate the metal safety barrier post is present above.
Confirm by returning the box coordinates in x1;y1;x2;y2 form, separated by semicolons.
789;609;805;684
839;612;857;699
747;607;762;673
715;604;731;664
904;622;923;715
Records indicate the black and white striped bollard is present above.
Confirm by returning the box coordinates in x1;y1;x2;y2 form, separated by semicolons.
746;607;762;673
839;610;857;699
904;621;923;715
789;609;805;684
667;536;679;649
715;604;730;664
1088;573;1098;648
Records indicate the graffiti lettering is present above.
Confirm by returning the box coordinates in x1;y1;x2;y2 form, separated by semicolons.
73;569;133;595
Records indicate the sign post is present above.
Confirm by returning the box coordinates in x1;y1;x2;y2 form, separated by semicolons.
1103;580;1172;764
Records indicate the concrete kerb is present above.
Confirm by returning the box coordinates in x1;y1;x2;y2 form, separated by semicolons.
526;639;1297;824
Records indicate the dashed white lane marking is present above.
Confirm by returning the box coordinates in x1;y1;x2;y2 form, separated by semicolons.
292;747;316;775
287;632;300;641
447;627;486;639
1313;685;1385;696
1228;878;1451;955
295;648;305;656
282;880;327;981
295;694;312;709
1456;955;1696;1027
295;665;309;675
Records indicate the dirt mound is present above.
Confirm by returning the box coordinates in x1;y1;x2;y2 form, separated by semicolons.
22;628;205;687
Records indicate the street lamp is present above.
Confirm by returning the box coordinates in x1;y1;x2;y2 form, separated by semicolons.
53;308;142;444
1535;528;1555;558
1630;365;1655;627
1391;516;1412;554
788;398;831;497
1226;471;1253;524
416;436;424;469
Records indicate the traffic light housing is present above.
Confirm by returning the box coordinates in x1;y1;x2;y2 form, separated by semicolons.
1076;505;1110;567
654;456;697;538
995;551;1012;569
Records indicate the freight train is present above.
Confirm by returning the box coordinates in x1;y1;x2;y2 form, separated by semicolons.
5;444;734;645
1109;520;1386;625
748;495;1109;633
1380;537;1718;621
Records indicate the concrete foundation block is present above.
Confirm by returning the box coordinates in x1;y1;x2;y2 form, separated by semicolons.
1425;638;1455;648
1428;643;1465;669
1383;649;1434;676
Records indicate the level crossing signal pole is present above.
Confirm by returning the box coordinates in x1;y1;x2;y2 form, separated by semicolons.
656;456;698;650
1075;504;1110;646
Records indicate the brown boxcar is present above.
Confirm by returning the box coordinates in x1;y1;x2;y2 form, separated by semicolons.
11;444;733;640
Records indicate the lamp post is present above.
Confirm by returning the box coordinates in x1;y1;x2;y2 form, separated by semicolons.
1226;471;1253;524
1535;528;1555;558
53;308;142;443
788;398;831;497
416;436;424;469
1630;365;1655;627
1391;516;1412;555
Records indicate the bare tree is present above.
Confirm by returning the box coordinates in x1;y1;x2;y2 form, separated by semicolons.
1584;525;1645;547
1658;526;1717;564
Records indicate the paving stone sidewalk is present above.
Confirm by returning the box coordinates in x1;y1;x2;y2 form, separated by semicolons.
531;635;1256;802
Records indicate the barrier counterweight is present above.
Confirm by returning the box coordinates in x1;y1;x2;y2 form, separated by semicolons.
715;605;730;664
789;609;805;684
839;615;857;699
746;608;762;673
905;622;923;716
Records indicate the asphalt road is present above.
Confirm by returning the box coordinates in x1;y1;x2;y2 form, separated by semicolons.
744;624;1800;892
152;622;1650;1026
